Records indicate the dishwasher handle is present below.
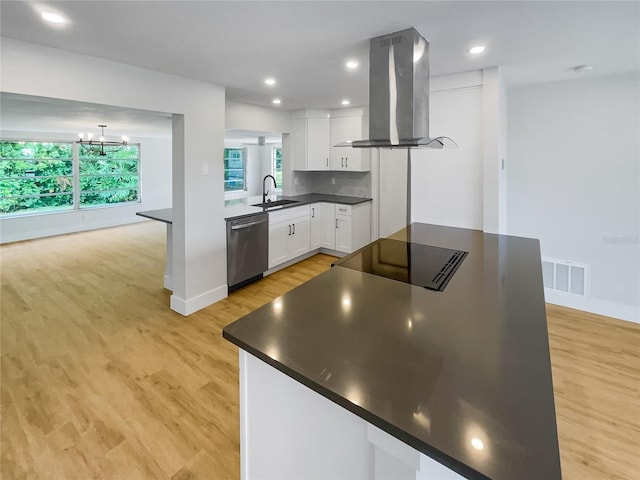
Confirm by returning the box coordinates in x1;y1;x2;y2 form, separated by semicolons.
231;219;268;230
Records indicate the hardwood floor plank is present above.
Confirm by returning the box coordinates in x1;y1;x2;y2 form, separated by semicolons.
1;222;638;479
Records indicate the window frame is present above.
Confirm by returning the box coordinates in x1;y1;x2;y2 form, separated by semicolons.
223;147;247;193
77;143;142;209
271;146;283;191
0;139;142;218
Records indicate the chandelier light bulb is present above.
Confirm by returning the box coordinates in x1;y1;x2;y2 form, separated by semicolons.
75;125;128;156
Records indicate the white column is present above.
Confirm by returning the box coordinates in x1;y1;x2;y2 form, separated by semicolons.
482;67;508;234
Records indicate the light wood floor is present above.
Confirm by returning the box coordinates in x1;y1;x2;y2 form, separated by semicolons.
1;221;638;480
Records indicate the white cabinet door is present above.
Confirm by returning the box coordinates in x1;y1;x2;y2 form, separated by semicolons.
291;118;307;171
307;118;330;170
335;214;352;253
321;203;336;250
330;115;362;170
269;222;292;269
310;204;322;250
290;216;311;258
350;202;372;251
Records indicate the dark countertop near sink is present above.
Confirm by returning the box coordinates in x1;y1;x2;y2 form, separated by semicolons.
225;193;372;220
278;193;372;206
223;223;561;480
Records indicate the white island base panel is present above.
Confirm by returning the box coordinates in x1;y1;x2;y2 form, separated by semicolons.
240;351;464;480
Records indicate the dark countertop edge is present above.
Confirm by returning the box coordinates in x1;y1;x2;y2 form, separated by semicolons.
222;329;490;480
283;193;373;206
136;209;172;224
224;194;372;220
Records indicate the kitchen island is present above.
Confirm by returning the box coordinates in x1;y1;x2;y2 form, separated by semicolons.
222;223;561;480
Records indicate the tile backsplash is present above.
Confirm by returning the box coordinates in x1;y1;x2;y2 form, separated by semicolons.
291;171;371;198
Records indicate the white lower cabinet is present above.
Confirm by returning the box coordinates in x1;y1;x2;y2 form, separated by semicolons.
321;203;336;250
268;206;311;269
268;201;371;270
309;204;322;250
323;202;371;254
335;214;352;253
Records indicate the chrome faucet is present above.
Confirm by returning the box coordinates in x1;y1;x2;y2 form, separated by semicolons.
262;175;277;203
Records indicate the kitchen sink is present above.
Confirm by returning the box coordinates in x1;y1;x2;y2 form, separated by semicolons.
251;199;300;209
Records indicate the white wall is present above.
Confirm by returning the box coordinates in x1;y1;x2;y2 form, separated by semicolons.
411;72;485;230
378;149;408;238
0;130;171;243
225;101;291;134
508;74;639;322
2;37;226;316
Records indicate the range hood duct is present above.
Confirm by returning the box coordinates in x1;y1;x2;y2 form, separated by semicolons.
345;27;457;149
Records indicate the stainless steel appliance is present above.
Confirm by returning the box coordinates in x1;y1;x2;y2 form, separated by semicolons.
337;27;456;149
226;213;269;291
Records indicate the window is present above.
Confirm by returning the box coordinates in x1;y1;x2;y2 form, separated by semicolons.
224;148;245;192
0;142;74;215
0;140;140;217
79;145;139;206
272;147;282;187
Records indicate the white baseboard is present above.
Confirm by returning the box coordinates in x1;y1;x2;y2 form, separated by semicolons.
544;289;639;324
170;284;227;316
0;215;145;244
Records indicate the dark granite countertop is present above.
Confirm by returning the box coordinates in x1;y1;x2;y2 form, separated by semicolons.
136;208;172;224
224;193;372;220
222;223;561;480
279;193;372;206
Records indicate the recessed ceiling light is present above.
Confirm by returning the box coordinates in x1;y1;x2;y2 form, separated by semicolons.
272;98;281;105
41;11;67;24
264;78;276;86
346;60;359;70
573;65;594;73
341;100;350;106
469;45;485;55
471;438;485;450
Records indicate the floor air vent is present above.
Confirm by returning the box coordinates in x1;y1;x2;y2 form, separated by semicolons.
542;258;589;297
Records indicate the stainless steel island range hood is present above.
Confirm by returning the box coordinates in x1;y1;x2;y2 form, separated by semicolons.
347;27;456;149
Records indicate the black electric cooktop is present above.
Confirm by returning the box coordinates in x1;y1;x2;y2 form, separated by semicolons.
334;238;468;292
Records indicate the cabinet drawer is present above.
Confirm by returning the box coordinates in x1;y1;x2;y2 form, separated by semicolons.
335;204;351;216
269;205;310;224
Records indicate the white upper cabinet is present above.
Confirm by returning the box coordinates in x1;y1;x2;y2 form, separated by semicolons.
293;108;370;172
292;111;330;171
330;112;370;171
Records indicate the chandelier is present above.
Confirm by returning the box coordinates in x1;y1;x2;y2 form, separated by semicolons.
76;124;128;156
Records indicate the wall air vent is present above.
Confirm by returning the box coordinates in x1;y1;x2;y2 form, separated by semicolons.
380;35;403;48
541;258;589;297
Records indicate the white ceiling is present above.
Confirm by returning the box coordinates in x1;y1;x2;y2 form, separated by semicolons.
0;93;172;138
0;1;638;136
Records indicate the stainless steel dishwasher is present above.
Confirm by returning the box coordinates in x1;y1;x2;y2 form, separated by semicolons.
226;212;269;291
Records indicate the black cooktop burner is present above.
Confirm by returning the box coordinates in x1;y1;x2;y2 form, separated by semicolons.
334;238;468;292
